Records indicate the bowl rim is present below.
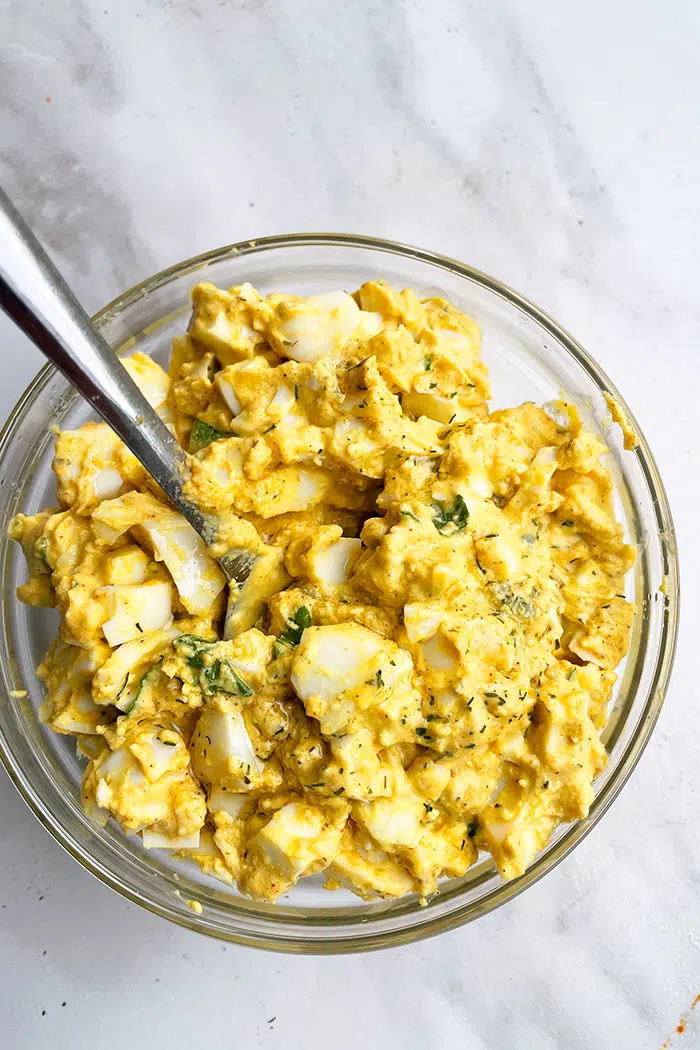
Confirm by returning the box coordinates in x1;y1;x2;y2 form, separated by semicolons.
0;232;680;952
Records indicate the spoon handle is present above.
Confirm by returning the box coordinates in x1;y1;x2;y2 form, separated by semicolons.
0;186;210;538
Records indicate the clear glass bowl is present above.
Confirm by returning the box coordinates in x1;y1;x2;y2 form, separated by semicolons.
0;234;679;952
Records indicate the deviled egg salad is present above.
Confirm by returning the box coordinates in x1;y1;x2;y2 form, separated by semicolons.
10;280;635;902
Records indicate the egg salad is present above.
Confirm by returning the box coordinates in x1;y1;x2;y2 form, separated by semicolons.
10;279;636;903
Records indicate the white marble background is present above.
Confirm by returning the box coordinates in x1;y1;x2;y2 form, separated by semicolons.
1;1;699;1047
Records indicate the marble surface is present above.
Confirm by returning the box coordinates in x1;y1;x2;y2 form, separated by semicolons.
1;1;699;1047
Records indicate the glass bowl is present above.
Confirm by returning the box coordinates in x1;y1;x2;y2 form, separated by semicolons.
0;234;679;953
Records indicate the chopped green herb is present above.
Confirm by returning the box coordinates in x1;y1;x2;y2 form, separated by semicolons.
334;787;345;796
400;510;419;522
203;660;253;697
561;520;574;528
375;669;384;688
489;582;535;620
431;495;469;536
174;634;212;669
424;355;433;371
188;419;231;453
35;534;52;573
467;819;479;838
173;635;253;697
275;606;312;655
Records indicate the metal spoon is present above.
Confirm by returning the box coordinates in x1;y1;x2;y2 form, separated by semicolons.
0;185;239;579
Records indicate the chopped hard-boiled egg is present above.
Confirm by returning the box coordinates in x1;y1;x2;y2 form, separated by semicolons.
190;708;263;791
142;828;201;850
100;580;173;647
104;545;153;586
272;291;362;362
309;537;362;586
92;627;181;711
243;801;348;898
139;513;226;615
53;422;143;512
121;352;170;409
223;545;290;639
354;795;426;849
291;622;386;710
85;723;205;839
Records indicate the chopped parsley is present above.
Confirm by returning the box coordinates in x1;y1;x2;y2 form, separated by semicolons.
35;534;51;572
173;635;253;697
489;582;535;620
203;660;253;697
273;606;312;657
188;419;231;453
431;495;469;535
